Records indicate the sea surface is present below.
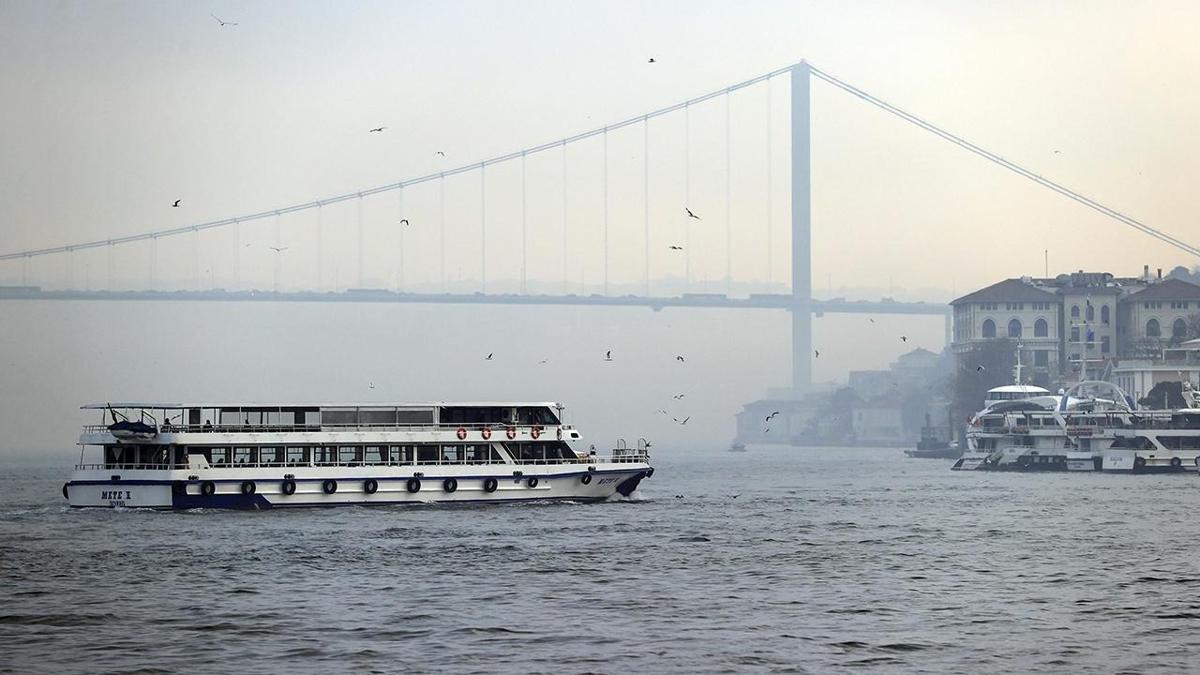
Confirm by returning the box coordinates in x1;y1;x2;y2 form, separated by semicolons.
4;447;1200;674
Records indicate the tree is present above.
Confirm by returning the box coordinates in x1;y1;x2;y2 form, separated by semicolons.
1139;381;1185;409
954;338;1017;419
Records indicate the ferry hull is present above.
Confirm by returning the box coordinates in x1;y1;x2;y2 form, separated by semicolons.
64;465;653;509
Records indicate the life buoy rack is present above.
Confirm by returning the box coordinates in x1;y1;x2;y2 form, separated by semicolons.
200;480;216;496
364;479;378;494
506;426;517;439
1171;456;1183;468
240;481;256;495
531;425;543;440
580;474;592;485
406;477;421;493
443;478;458;493
281;479;297;496
527;477;539;488
322;479;338;494
481;426;492;440
483;477;498;493
456;427;467;440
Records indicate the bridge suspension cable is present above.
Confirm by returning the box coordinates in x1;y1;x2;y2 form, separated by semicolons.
808;65;1200;259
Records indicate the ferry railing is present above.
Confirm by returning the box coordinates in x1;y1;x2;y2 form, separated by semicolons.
81;422;577;435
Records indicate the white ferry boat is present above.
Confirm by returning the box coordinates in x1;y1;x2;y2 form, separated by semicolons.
63;402;654;509
955;381;1200;473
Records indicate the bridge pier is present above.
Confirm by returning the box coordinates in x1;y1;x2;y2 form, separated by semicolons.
791;61;812;395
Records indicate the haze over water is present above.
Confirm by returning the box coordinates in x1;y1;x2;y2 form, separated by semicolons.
5;448;1200;674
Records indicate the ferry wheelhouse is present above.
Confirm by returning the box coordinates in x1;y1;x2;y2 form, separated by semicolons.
64;402;654;509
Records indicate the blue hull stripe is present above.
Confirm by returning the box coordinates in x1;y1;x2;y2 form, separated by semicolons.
67;467;643;488
70;495;611;510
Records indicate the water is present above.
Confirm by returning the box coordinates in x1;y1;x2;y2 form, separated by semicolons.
4;447;1200;674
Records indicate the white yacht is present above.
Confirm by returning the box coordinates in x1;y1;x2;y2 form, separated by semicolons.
63;402;654;509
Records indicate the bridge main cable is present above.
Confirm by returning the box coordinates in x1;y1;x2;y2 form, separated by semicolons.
0;65;793;263
808;65;1200;259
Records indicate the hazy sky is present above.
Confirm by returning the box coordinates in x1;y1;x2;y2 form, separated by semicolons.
3;0;1199;296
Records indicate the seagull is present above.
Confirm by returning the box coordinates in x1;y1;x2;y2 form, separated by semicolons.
764;427;770;433
672;393;686;400
669;245;683;251
604;350;613;361
210;13;238;26
268;246;288;253
172;199;181;208
676;355;685;362
485;353;494;361
368;127;387;133
436;151;445;157
538;359;548;364
976;365;986;372
648;58;656;63
766;411;780;422
654;409;668;415
674;416;690;425
900;335;908;342
399;219;410;226
814;349;820;358
869;318;875;323
686;207;700;220
644;442;653;449
1053;149;1061;154
368;382;375;389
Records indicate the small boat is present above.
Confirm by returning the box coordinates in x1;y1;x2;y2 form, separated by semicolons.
729;442;747;452
905;413;959;458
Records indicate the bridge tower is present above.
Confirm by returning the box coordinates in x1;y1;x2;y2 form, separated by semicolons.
791;61;812;394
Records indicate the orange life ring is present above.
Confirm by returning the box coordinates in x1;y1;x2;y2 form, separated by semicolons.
481;426;492;440
531;425;542;439
456;427;467;440
506;426;517;440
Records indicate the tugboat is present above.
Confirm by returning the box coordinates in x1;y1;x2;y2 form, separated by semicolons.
905;413;960;459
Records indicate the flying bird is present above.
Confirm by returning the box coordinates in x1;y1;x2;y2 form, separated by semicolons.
900;335;908;342
172;200;181;208
399;219;410;226
1053;149;1061;154
814;349;820;358
654;409;668;415
669;245;684;251
672;393;686;400
976;365;986;372
686;207;700;220
764;427;770;433
368;382;375;389
766;411;780;421
538;359;548;364
648;58;656;63
604;350;613;361
485;353;494;361
210;13;238;26
436;151;445;157
268;246;288;253
368;127;387;133
676;355;685;362
868;318;875;323
674;416;690;425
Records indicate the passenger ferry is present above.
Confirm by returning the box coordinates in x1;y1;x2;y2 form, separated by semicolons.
63;402;654;509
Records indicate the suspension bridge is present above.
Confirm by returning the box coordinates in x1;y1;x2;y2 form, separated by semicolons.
3;61;1196;393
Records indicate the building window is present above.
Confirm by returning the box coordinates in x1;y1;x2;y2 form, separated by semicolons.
1071;326;1080;342
1085;304;1094;321
1008;319;1022;338
1034;350;1049;367
982;319;996;338
1101;305;1110;324
1034;318;1048;337
1146;318;1160;338
1173;318;1188;339
1071;305;1080;319
1101;336;1110;354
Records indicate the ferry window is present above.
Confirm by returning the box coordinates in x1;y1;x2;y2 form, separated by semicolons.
397;410;434;425
981;319;996;338
312;446;334;464
417;445;439;463
234;447;254;465
305;411;321;427
360;409;397;426
1146;319;1161;338
286;446;307;465
339;446;361;464
1034;318;1048;337
364;445;386;464
209;447;230;465
261;447;283;465
322;409;357;426
441;445;460;464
